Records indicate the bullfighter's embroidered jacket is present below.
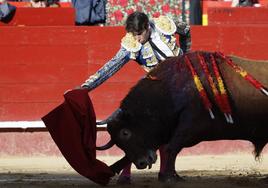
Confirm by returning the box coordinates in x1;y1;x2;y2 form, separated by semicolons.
82;16;191;90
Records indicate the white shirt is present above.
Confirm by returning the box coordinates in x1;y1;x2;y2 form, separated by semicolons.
150;29;174;60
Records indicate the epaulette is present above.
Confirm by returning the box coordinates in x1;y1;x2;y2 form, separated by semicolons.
153;15;176;35
121;33;142;52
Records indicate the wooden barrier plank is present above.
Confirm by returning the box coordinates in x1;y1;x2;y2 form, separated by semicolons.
0;82;136;103
191;26;221;51
0;7;75;26
208;7;268;25
0;102;59;121
87;61;144;82
0;82;136;120
0;84;69;103
0;46;88;65
0;101;125;121
0;27;91;45
203;0;232;15
191;25;268;59
0;64;87;83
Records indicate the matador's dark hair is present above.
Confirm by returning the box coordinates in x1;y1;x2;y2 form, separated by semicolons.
125;11;149;33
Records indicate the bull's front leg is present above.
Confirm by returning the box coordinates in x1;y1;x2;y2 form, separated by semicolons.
158;107;201;182
158;145;184;182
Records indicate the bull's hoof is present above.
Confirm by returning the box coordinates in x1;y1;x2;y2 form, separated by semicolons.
158;172;185;183
116;176;131;185
260;176;268;184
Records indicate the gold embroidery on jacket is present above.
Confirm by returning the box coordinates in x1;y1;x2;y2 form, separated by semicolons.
145;55;158;66
121;33;141;52
142;42;154;58
153;16;176;35
159;33;179;56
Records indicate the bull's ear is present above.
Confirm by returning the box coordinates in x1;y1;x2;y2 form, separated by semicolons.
119;128;132;141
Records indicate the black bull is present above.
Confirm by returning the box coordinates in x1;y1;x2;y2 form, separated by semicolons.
99;51;268;182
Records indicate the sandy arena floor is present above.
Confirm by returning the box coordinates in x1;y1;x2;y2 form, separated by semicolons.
0;154;268;188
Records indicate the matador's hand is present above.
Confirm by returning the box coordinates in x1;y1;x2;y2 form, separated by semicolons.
176;21;190;36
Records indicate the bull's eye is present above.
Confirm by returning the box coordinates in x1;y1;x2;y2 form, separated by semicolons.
119;128;132;141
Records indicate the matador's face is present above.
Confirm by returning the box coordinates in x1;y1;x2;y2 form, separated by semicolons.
132;28;151;44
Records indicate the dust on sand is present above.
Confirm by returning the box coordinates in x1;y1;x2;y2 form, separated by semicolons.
0;154;268;188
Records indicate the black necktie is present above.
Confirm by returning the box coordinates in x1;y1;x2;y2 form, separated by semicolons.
148;39;168;60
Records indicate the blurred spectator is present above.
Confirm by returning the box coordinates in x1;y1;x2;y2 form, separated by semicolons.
30;0;46;7
30;0;60;7
232;0;260;7
0;0;16;20
6;0;60;7
71;0;106;25
189;0;202;25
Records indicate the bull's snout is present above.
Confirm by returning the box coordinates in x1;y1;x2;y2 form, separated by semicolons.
136;158;148;169
135;150;157;169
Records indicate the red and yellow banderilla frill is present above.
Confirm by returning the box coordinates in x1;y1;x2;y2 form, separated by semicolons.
216;52;268;96
210;54;234;123
197;53;233;123
184;55;215;119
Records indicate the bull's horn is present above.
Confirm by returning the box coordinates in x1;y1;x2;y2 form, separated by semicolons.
96;108;123;125
96;139;115;150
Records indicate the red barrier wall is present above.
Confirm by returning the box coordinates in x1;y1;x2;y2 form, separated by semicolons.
208;7;268;25
1;25;268;121
1;25;268;156
0;8;75;26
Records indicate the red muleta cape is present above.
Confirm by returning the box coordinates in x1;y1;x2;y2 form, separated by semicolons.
42;89;114;185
